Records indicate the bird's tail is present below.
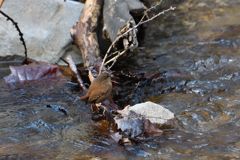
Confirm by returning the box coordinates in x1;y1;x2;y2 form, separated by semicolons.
74;95;89;102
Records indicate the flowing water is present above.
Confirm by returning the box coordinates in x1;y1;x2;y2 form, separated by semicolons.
1;0;240;159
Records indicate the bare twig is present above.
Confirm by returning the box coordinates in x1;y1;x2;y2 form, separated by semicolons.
0;10;28;59
130;81;140;96
0;0;5;8
99;49;110;75
66;55;87;91
104;50;127;70
60;57;69;65
99;49;124;74
100;2;175;71
108;50;121;58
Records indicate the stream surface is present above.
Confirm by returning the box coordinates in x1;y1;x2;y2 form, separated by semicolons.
1;0;240;159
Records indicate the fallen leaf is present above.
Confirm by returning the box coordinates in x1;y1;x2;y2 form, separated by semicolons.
114;106;163;139
4;62;63;83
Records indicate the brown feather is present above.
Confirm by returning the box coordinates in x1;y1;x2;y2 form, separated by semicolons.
75;72;112;104
88;88;110;103
74;94;89;102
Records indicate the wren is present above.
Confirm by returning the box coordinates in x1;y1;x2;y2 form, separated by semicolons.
75;72;112;103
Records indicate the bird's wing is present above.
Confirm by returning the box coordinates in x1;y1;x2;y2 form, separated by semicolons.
88;87;110;103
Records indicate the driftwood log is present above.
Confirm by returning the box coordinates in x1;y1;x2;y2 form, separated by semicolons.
70;0;103;67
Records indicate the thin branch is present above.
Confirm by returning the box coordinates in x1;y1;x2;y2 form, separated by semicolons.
60;57;69;65
136;1;162;29
66;55;87;91
99;48;109;75
107;50;122;59
139;7;175;26
100;3;176;70
99;50;123;74
0;10;28;59
104;50;127;70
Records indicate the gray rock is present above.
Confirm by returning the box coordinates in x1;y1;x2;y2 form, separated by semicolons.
129;101;174;124
0;0;84;64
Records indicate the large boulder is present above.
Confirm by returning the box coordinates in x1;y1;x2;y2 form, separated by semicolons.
0;0;84;64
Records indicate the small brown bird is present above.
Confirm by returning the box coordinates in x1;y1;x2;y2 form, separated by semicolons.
75;72;112;103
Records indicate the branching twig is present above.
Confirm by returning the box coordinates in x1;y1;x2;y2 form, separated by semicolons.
0;10;28;59
99;2;175;73
104;50;127;70
66;55;87;91
107;50;122;60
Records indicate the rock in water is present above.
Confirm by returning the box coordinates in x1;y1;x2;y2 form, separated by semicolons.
129;101;174;124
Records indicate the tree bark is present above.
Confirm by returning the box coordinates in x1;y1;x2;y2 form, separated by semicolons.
70;0;103;67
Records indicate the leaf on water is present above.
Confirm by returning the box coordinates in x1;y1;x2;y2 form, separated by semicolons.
58;65;74;77
114;106;163;139
115;111;144;138
4;62;63;83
